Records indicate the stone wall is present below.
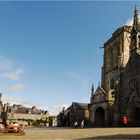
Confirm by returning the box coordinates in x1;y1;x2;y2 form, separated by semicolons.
6;113;49;125
102;26;131;101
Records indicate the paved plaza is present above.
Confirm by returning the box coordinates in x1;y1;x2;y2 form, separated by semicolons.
0;127;140;139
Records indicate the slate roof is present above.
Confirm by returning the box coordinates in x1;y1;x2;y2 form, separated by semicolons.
72;102;88;110
125;52;140;73
7;104;48;115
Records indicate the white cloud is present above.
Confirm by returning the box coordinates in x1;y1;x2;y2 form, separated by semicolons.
0;56;14;71
0;68;24;81
125;18;133;26
2;95;41;108
20;99;41;107
49;104;69;116
7;83;25;93
0;56;25;81
2;96;19;105
125;15;140;26
0;56;26;94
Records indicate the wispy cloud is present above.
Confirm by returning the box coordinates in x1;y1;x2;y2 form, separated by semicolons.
0;56;25;81
7;83;25;93
49;104;69;116
125;18;133;26
0;68;24;81
0;55;25;94
0;56;14;71
125;15;140;26
2;95;21;105
20;99;41;107
2;95;41;108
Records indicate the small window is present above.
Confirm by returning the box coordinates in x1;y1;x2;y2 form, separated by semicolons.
110;79;115;89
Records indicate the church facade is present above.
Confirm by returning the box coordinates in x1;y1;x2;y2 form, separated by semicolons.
89;6;140;126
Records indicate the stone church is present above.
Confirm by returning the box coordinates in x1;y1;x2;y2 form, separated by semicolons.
89;6;140;126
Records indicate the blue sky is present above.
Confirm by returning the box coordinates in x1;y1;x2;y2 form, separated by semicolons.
0;1;138;115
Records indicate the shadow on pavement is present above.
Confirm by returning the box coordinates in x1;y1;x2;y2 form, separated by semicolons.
76;134;140;139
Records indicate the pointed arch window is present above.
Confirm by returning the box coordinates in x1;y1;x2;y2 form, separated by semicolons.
131;36;136;49
110;79;115;89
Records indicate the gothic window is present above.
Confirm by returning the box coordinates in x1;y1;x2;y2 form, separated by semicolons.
118;46;120;56
113;44;118;67
106;48;112;71
109;48;113;68
110;79;115;89
132;36;136;49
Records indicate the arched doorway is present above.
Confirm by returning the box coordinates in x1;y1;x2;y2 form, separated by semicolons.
95;107;105;126
135;107;140;122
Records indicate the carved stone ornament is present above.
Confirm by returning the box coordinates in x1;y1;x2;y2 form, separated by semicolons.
125;78;140;104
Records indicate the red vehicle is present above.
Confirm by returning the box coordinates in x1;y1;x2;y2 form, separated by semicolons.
6;122;24;133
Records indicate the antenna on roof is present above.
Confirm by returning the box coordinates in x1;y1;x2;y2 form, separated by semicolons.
91;84;94;96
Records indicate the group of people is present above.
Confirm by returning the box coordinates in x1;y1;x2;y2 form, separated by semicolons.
74;120;84;128
74;116;127;128
73;116;127;128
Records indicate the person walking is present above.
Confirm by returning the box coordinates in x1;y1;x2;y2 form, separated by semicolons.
81;120;84;128
122;116;128;127
74;121;78;128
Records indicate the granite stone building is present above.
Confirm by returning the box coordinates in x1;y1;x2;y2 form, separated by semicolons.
89;6;140;127
5;104;49;125
56;6;140;128
57;102;89;127
0;94;49;126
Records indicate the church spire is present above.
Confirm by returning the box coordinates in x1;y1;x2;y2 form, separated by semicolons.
133;4;139;31
130;5;140;54
91;84;94;96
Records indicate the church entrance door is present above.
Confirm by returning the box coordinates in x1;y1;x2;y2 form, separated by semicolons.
95;107;105;126
135;107;140;122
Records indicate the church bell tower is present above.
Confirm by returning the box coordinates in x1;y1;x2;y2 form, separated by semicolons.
130;5;140;55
